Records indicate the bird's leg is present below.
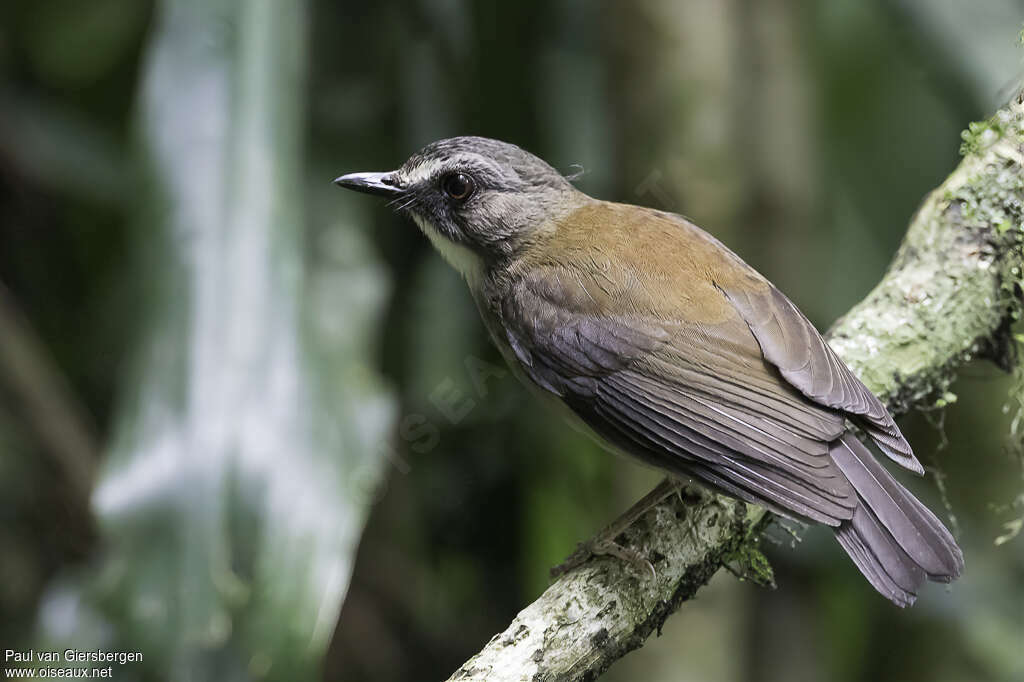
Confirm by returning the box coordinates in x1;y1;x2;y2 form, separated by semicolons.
550;476;686;580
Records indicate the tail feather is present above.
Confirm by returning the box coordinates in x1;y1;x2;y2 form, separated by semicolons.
835;506;925;607
829;433;963;605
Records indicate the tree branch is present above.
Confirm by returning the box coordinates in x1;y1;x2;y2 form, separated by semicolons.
446;96;1024;681
0;281;98;503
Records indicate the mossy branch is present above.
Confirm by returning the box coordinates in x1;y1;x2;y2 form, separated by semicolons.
445;97;1024;682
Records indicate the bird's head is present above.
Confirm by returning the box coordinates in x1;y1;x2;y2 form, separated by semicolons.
335;136;584;280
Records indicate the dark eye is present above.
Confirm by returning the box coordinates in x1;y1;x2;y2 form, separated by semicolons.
441;172;474;201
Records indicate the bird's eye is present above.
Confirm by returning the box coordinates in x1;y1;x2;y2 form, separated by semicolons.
441;172;474;201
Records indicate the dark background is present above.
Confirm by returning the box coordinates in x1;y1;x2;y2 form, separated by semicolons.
1;1;1022;681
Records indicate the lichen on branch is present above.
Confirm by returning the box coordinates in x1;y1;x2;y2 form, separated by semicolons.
830;97;1024;411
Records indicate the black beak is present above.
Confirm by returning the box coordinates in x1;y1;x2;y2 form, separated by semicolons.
333;171;403;198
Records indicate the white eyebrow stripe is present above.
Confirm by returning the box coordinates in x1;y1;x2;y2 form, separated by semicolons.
403;162;435;185
401;154;496;187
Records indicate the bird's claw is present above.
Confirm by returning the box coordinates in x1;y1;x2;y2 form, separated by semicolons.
550;537;657;580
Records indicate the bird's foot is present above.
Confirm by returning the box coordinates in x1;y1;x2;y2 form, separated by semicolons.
550;535;657;580
549;477;686;580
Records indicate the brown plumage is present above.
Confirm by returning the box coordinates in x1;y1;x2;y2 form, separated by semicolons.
335;136;964;606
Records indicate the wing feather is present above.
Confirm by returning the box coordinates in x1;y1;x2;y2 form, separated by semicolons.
499;270;859;526
478;205;960;605
720;283;922;474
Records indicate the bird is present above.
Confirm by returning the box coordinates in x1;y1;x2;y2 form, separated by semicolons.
334;136;963;606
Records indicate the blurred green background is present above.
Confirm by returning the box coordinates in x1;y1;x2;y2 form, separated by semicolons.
1;1;1023;681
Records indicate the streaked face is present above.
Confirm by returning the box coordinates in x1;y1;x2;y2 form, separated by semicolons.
337;137;581;282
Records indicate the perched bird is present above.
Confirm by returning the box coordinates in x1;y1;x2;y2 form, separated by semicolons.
335;136;963;606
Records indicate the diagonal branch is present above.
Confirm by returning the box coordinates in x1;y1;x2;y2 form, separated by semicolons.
0;281;98;503
446;96;1024;682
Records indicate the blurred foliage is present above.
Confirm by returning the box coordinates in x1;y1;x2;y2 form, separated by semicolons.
0;1;1023;681
3;0;398;680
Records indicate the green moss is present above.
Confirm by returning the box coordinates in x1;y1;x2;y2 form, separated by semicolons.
724;541;776;588
945;107;1024;330
949;168;1024;232
960;118;1006;156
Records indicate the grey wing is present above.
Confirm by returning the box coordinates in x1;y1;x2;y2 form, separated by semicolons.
498;275;859;526
719;282;922;474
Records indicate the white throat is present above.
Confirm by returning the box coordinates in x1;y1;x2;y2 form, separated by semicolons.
412;214;484;287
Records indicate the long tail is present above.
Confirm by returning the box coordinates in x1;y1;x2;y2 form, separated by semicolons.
829;433;964;607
